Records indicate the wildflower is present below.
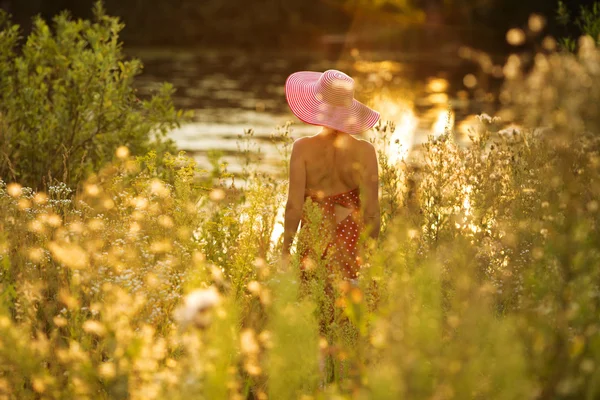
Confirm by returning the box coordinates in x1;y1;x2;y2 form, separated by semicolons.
350;288;363;304
259;289;271;306
506;28;525;46
209;188;226;202
580;359;595;374
240;329;260;355
542;36;557;51
53;315;68;327
18;198;31;210
68;222;84;234
157;215;174;228
256;391;268;400
253;257;266;269
319;337;328;350
32;377;46;393
335;297;347;308
532;247;544;260
370;328;386;348
33;192;48;205
131;196;148;210
85;184;100;197
447;315;460;329
528;14;546;33
498;125;522;136
28;247;45;263
302;256;317;272
98;362;116;379
166;358;177;368
82;320;106;337
116;146;130;159
244;360;262;376
407;228;419;239
28;220;45;234
87;218;104;231
247;281;261;296
463;74;477;89
476;113;493;124
150;240;173;254
174;287;221;329
209;264;225;285
6;183;22;197
48;242;89;269
150;179;170;197
129;222;141;234
258;330;273;349
103;198;115;210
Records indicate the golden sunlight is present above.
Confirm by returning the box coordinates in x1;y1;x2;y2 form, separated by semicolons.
353;60;403;74
432;108;455;137
456;114;483;141
427;78;449;93
270;202;286;248
371;95;417;165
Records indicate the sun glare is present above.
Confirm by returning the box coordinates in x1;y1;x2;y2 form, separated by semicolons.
432;108;455;137
372;96;417;165
270;202;286;248
427;78;449;93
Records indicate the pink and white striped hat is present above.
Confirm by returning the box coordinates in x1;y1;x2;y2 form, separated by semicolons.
285;69;380;135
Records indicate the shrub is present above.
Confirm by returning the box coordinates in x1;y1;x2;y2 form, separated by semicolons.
0;2;184;190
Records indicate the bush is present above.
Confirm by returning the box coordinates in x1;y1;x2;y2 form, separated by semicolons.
0;2;184;190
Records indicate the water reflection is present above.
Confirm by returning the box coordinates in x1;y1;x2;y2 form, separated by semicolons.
133;48;502;250
132;48;497;184
370;94;417;165
270;203;285;250
427;77;449;93
432;108;455;137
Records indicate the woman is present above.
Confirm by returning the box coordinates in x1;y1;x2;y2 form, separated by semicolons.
281;69;381;280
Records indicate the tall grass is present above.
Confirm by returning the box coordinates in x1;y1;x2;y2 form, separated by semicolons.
1;37;600;400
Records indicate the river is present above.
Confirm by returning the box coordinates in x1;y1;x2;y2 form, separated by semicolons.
130;47;503;184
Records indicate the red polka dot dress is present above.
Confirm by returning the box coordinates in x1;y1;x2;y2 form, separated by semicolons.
299;188;363;279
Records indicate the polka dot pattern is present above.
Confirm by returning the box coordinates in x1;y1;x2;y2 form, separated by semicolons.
300;187;363;279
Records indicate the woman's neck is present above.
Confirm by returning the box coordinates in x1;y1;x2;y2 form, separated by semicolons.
319;127;343;138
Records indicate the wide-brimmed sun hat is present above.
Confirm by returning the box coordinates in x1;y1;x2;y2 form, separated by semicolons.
285;69;380;135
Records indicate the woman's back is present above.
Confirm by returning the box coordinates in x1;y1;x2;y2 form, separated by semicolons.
296;130;379;279
304;131;363;197
303;131;379;229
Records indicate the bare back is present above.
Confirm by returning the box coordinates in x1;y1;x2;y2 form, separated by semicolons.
304;133;364;196
302;132;379;229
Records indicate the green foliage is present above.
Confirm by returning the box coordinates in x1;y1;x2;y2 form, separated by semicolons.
265;269;319;399
557;1;600;51
0;2;186;190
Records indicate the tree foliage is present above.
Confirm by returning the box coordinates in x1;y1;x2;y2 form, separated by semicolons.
557;1;600;51
0;2;183;189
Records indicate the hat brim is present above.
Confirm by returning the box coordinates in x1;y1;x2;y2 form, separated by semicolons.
285;71;380;135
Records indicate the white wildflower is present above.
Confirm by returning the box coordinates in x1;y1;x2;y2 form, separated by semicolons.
476;113;493;123
174;287;221;329
498;125;522;136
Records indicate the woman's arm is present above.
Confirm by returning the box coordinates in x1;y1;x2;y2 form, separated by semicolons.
361;142;380;240
282;138;307;256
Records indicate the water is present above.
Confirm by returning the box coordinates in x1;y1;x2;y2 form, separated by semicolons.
130;47;502;182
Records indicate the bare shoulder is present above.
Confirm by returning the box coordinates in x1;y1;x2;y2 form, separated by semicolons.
355;138;376;155
293;136;309;145
291;136;309;153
